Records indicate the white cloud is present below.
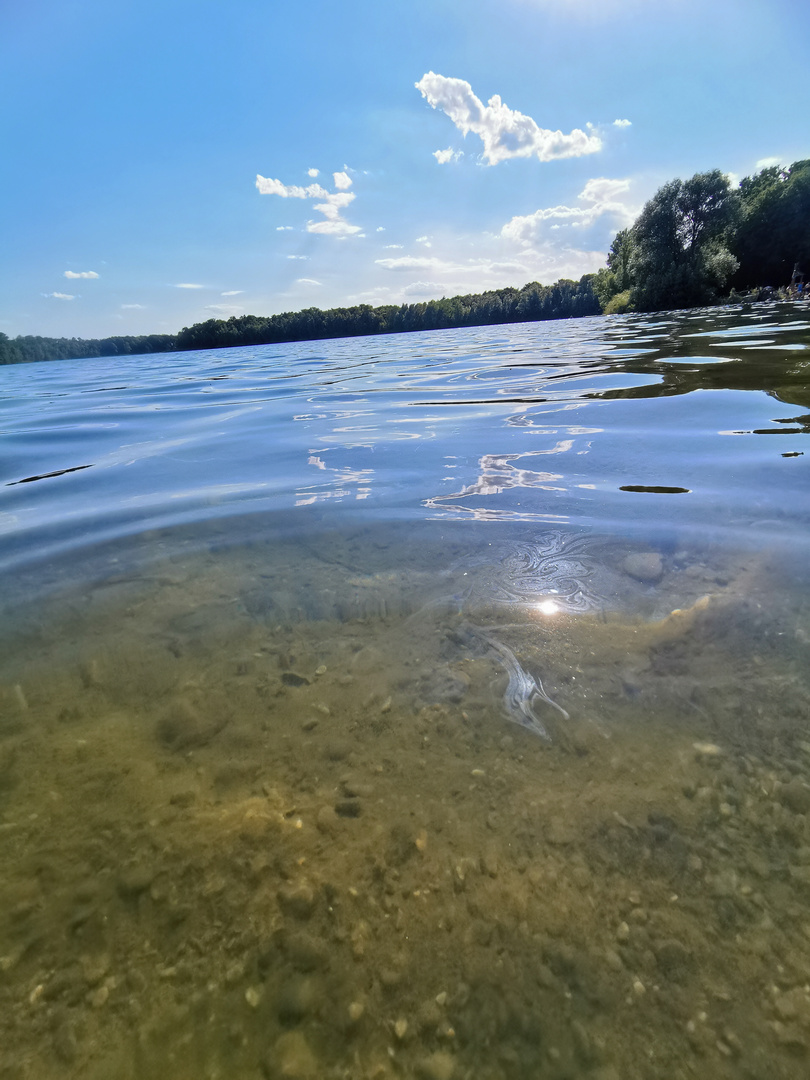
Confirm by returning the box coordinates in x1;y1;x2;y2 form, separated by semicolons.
398;243;605;300
501;176;636;245
44;291;75;299
403;281;446;297
374;251;527;283
433;147;463;165
221;290;243;296
613;118;632;128
375;255;445;272
363;221;621;307
258;170;361;235
276;225;294;231
173;282;205;289
376;226;386;232
64;270;99;279
579;177;631;203
307;168;320;177
755;156;782;170
121;303;145;309
204;304;245;315
473;259;531;275
313;191;355;221
384;244;404;249
513;243;608;281
255;175;328;198
415;71;602;165
296;278;322;286
306;219;363;236
287;255;309;260
345;286;393;304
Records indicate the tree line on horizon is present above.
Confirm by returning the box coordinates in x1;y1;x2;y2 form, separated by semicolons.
0;279;600;364
1;158;807;366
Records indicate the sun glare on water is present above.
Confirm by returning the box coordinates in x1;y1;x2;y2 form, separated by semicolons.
536;599;560;615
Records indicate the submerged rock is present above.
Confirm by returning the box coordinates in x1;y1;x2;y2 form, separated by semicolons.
622;552;664;583
779;777;810;816
155;697;226;751
268;1031;319;1079
417;1050;456;1080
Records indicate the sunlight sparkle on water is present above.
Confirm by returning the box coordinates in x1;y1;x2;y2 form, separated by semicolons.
536;599;560;615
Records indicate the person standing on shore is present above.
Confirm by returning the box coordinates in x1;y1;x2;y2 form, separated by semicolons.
789;263;805;298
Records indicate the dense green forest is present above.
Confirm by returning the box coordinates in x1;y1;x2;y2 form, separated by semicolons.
0;278;599;365
0;332;176;366
173;277;599;351
594;158;810;313
2;159;807;366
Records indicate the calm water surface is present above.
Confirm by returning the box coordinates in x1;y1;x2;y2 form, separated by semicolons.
1;304;809;1079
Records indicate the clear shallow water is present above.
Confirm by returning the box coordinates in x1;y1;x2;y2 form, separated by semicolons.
1;304;810;1079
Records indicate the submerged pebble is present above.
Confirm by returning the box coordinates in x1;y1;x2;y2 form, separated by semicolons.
622;552;664;583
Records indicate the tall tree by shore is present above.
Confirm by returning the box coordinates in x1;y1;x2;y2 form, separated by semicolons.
730;160;810;291
595;159;810;313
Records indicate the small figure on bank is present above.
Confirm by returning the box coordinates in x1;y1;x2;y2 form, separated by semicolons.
789;262;805;299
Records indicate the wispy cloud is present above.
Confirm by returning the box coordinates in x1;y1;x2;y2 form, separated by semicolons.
501;177;636;244
307;218;361;237
309;191;357;234
121;303;145;309
256;169;362;235
296;278;322;286
204;303;245;315
403;280;446;297
434;147;463;165
64;270;99;279
375;255;446;272
43;291;75;299
173;282;205;289
415;72;602;165
369;227;611;305
221;290;243;296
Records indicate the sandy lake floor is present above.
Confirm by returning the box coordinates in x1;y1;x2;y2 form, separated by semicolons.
2;526;810;1079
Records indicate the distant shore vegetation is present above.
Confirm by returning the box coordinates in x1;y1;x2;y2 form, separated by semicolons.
0;280;600;365
2;159;807;366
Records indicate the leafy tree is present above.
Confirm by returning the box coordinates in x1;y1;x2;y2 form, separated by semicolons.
592;229;636;311
731;159;810;289
0;332;23;364
629;170;739;311
607;228;635;288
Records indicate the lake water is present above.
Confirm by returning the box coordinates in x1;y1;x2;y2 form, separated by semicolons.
1;303;809;1079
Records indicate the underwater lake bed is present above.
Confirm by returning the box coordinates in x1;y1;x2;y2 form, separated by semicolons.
1;305;809;1079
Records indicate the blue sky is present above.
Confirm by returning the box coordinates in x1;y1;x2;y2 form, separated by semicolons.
1;0;808;340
